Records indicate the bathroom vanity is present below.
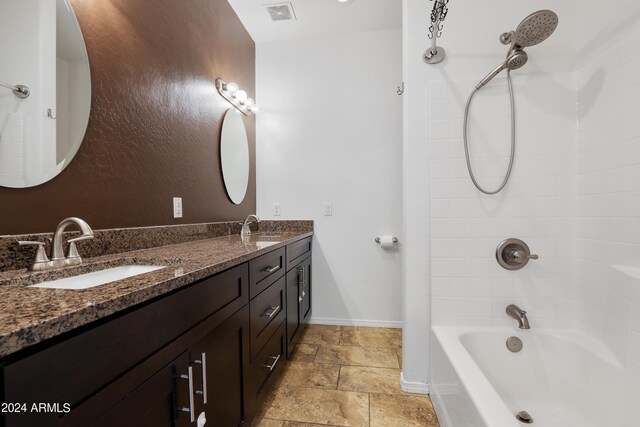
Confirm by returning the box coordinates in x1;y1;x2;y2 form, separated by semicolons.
0;227;312;427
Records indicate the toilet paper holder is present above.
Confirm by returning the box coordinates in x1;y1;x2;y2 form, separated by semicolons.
375;236;398;244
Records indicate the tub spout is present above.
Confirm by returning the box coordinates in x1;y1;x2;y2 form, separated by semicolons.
506;304;530;329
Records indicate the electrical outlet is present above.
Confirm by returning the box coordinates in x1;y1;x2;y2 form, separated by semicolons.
323;202;332;216
273;203;281;216
173;197;183;218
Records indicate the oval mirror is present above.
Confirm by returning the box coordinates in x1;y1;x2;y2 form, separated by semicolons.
0;0;91;188
220;109;249;204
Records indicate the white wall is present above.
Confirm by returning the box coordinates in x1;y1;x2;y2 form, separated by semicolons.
256;29;403;327
0;0;56;187
574;1;640;372
402;0;578;390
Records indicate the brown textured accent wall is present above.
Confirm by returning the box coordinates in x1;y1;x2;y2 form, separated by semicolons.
0;0;256;235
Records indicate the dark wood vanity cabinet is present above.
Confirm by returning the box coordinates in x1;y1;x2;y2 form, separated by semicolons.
0;236;311;427
285;237;313;357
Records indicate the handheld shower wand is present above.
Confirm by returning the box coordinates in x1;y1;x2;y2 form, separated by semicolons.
464;10;559;195
476;49;529;90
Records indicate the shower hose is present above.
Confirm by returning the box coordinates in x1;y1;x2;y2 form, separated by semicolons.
463;70;516;195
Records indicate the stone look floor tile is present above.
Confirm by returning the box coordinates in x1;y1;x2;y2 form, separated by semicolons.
340;326;402;348
255;326;439;427
263;386;369;427
299;325;341;346
275;361;340;389
283;423;347;427
284;421;348;427
252;419;285;427
370;393;439;427
315;345;400;368
288;343;319;362
338;366;403;394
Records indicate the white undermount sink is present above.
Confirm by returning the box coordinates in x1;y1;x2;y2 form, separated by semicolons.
29;265;165;290
256;241;278;249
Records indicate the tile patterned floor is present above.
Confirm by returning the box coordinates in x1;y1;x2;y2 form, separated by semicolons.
253;325;440;427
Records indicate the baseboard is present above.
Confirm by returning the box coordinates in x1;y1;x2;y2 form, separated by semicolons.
308;317;402;329
400;372;430;395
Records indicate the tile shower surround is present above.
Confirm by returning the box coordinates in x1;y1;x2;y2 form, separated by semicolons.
429;5;640;379
428;73;577;328
574;6;640;369
0;220;313;272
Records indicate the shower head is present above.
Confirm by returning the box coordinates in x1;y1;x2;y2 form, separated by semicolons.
514;10;558;47
506;49;528;70
476;49;528;90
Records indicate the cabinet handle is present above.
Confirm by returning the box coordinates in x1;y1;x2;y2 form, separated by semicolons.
262;354;281;372
297;266;304;287
298;296;302;303
302;291;306;297
177;366;195;423
262;265;280;274
261;305;281;318
194;352;208;404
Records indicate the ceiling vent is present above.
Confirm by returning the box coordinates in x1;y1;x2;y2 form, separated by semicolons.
265;2;296;21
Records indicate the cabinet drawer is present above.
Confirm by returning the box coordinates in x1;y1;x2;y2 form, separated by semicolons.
1;264;249;426
286;237;312;271
250;276;286;360
245;321;286;421
249;247;285;299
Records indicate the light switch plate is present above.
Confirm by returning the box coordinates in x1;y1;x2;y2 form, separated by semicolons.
323;202;332;216
173;197;183;218
273;203;281;216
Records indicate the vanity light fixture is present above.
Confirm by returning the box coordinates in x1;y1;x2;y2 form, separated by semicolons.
216;79;259;116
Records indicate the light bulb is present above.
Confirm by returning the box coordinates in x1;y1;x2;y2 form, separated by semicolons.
235;90;248;104
249;104;260;114
246;98;255;107
225;82;239;94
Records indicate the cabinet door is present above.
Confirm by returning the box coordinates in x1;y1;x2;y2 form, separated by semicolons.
89;352;193;427
190;306;250;427
300;256;312;324
286;265;301;356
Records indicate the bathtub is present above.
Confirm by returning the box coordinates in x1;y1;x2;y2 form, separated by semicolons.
430;326;634;427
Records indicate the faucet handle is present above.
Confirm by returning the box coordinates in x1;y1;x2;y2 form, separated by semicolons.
66;235;93;263
67;235;94;244
17;241;50;267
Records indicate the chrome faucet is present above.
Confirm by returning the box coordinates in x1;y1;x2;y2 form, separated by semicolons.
241;214;260;238
18;217;94;271
506;304;530;329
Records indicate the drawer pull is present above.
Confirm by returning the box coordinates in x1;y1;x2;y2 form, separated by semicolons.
176;366;195;422
262;354;281;372
262;265;280;274
194;352;208;404
261;305;281;318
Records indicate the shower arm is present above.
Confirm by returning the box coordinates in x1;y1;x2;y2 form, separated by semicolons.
0;80;30;99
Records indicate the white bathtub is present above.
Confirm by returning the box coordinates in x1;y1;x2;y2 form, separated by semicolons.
430;326;635;427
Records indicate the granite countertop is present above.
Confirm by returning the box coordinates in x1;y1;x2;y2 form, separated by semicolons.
0;230;312;358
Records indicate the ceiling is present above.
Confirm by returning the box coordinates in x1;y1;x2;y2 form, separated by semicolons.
226;0;402;43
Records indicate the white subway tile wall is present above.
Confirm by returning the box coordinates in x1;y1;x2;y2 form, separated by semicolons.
430;3;640;382
428;73;578;328
575;7;640;371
